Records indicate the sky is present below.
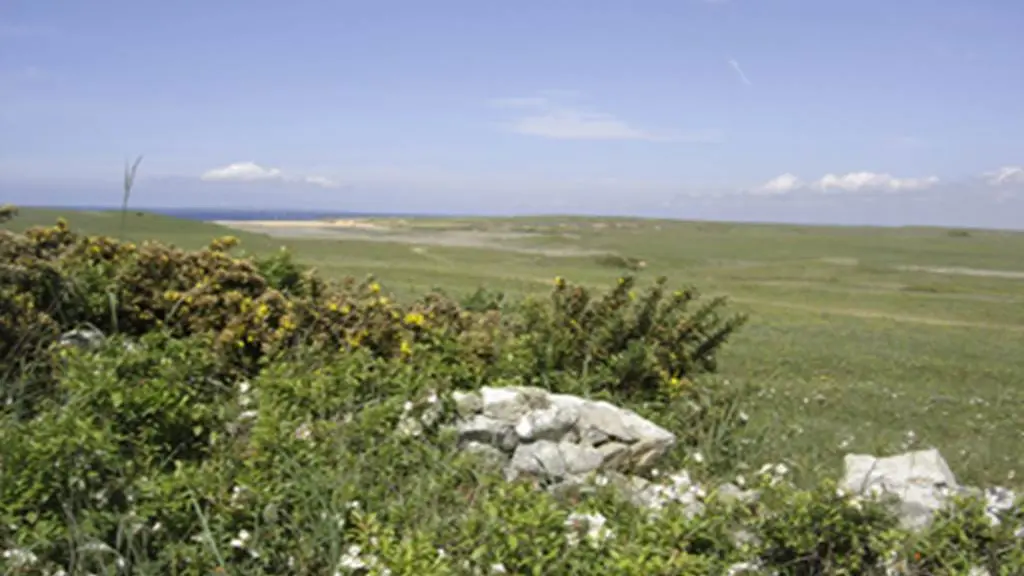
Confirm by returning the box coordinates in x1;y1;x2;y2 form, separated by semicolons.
1;0;1023;228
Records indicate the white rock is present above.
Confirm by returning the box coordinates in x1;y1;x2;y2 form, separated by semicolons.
841;448;957;530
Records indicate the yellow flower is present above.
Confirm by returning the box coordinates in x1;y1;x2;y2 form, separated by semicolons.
400;340;412;356
369;282;381;294
554;276;565;286
628;291;636;301
328;302;339;312
378;297;389;306
280;315;296;331
341;304;351;314
403;311;425;327
256;303;270;318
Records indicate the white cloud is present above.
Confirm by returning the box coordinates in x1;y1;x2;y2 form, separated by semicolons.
302;175;340;188
200;161;338;188
727;58;752;86
754;171;940;194
816;172;939;192
491;93;719;143
983;166;1024;186
201;162;282;182
755;173;803;195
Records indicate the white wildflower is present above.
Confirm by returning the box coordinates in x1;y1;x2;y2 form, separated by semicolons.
294;422;313;441
726;561;763;575
565;512;614;548
337;545;367;570
2;548;38;568
229;529;251;549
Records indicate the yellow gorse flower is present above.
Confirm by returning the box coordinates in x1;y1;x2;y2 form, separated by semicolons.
403;311;425;327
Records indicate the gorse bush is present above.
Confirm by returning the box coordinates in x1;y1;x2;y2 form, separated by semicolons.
0;218;744;404
1;214;1021;575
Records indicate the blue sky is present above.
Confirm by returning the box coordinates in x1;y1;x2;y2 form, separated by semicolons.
2;0;1023;227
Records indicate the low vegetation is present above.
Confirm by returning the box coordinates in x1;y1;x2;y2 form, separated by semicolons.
1;211;1022;574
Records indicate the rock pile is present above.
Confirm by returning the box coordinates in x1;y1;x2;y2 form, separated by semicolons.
449;386;676;483
429;386;1019;538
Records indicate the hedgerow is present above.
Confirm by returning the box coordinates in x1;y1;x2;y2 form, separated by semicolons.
0;214;1021;575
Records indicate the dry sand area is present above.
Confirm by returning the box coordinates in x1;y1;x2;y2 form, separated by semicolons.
821;257;1024;280
214;218;607;257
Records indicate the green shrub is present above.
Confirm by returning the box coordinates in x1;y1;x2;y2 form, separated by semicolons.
497;275;747;403
1;213;1021;576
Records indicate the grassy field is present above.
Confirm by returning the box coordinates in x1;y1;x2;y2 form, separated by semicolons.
7;207;1024;488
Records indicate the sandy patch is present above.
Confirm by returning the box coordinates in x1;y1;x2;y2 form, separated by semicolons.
214;219;387;231
215;219;607;258
820;257;860;266
820;258;1024;280
895;265;1024;280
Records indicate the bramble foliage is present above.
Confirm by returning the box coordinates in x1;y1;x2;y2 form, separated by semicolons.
0;214;1021;575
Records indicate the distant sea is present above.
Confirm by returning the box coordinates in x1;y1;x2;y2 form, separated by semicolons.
153;208;406;222
29;206;433;222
